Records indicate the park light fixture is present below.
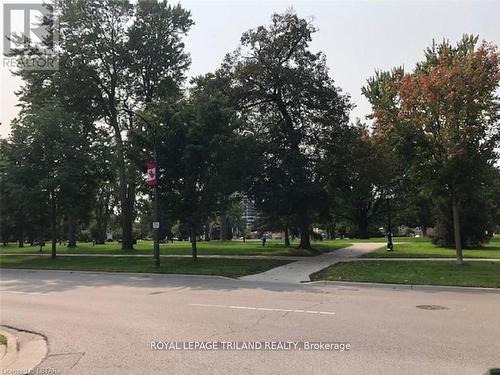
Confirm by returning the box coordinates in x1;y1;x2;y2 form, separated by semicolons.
386;191;395;252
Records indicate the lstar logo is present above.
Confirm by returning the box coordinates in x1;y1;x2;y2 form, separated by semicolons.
2;2;59;70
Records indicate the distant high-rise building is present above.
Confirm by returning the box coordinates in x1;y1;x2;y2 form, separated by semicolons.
242;196;257;228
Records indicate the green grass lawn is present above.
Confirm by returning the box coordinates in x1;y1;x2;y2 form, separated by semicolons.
0;334;7;346
0;239;360;256
364;236;500;259
0;255;291;278
310;260;500;288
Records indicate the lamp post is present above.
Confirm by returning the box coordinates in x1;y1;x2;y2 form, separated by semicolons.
386;196;394;252
124;107;160;267
39;187;48;253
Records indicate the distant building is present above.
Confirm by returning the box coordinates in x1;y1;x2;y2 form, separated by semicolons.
242;197;257;228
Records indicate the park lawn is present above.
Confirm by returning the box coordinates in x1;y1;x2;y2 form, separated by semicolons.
0;255;291;278
0;334;7;346
363;236;500;259
0;239;356;256
310;260;500;288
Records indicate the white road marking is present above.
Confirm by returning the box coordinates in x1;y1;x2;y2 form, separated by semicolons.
191;303;227;308
191;303;335;316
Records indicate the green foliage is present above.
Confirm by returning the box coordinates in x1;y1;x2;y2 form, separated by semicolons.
323;122;392;238
218;11;351;249
78;229;93;243
156;74;250;252
1;100;99;252
364;35;500;253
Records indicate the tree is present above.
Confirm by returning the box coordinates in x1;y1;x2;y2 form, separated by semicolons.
5;101;98;258
218;196;247;241
0;136;42;247
219;11;351;250
158;75;250;259
324;122;391;238
366;36;499;263
5;0;193;251
52;0;193;250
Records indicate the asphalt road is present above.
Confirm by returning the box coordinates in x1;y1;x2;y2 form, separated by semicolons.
1;269;499;375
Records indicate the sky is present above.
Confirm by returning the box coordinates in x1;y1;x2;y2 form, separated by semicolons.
1;0;499;138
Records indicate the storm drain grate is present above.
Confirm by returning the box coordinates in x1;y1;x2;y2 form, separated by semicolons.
416;305;448;310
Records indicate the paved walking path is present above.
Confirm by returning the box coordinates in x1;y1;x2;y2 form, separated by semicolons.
240;242;383;283
4;252;498;263
0;253;305;261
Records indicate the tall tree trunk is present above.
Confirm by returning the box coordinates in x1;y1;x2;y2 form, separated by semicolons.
113;125;134;251
330;217;336;240
96;226;106;245
297;211;311;250
284;226;290;247
191;224;197;261
122;175;136;250
220;214;231;241
18;232;24;248
357;214;369;239
39;221;43;252
67;215;77;247
204;221;211;241
451;196;463;265
50;191;57;259
95;188;111;244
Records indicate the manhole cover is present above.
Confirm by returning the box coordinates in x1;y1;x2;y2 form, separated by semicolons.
416;305;448;310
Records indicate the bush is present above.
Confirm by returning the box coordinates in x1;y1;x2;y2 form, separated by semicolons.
78;229;93;242
432;195;494;248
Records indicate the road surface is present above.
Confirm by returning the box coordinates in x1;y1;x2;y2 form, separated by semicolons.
1;269;499;374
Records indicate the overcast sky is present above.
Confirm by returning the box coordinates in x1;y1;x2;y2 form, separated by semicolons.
1;0;499;138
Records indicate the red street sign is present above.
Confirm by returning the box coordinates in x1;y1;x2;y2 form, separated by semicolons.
146;160;157;187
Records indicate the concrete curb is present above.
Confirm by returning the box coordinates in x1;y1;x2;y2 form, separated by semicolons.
352;257;500;262
0;267;237;281
0;329;18;368
0;253;306;260
0;325;48;373
305;280;500;294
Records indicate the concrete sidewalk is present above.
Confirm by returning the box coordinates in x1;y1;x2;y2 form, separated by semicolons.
0;253;305;261
240;242;383;283
0;326;47;372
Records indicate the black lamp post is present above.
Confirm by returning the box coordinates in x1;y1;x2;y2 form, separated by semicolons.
123;107;160;267
386;197;393;252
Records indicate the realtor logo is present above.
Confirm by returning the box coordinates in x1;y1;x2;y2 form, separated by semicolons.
2;2;59;70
